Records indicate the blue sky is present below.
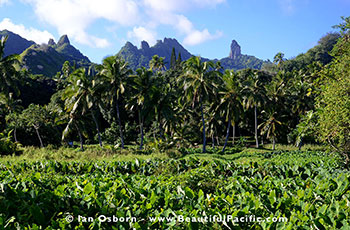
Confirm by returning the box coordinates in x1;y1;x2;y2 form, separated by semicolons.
0;0;349;63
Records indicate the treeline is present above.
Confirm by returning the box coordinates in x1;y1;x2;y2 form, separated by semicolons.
0;17;349;163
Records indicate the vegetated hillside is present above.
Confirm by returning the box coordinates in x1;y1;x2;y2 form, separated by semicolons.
117;38;193;70
117;38;269;70
20;35;91;77
0;30;91;77
0;29;35;57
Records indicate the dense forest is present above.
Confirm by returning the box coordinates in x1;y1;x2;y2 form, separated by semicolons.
0;16;350;165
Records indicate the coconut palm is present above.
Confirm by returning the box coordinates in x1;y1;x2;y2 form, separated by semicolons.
62;68;102;150
149;55;166;72
127;67;155;150
241;69;265;148
218;70;242;153
179;56;220;153
259;109;282;150
98;56;132;148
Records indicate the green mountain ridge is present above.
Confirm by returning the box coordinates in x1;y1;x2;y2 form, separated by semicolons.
0;30;35;57
117;38;268;70
0;30;91;77
1;29;267;76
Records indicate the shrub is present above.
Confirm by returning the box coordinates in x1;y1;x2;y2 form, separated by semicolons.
0;132;22;155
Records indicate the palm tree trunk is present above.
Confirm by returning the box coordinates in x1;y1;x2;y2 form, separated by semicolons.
34;127;44;148
212;135;215;148
14;126;18;142
74;123;84;151
91;111;102;147
138;109;144;150
158;121;164;139
272;136;276;150
232;123;235;145
222;117;231;153
116;99;125;149
255;105;259;148
200;97;206;153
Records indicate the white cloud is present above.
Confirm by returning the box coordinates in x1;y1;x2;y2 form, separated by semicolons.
0;0;9;7
143;0;225;11
143;0;187;12
127;26;157;46
184;29;223;46
143;0;225;46
24;0;139;48
0;18;54;44
21;0;225;48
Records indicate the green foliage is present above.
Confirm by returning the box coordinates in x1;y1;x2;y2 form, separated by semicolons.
0;151;349;229
316;17;350;164
178;146;243;156
0;131;21;155
19;35;90;77
294;111;317;147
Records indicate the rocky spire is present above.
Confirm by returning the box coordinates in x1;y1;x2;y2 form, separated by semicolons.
57;35;70;46
141;40;150;50
229;40;241;60
48;38;56;46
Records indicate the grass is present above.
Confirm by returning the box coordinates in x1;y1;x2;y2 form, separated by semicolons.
0;145;167;162
0;143;329;164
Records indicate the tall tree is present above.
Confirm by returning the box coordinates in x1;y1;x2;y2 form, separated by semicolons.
241;69;265;148
180;56;219;153
170;47;176;69
98;56;131;148
128;67;155;150
218;70;242;153
62;68;101;150
177;53;182;65
22;104;47;148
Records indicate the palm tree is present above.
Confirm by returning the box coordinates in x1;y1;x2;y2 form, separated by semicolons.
180;56;220;153
127;67;155;150
0;35;20;96
273;52;285;68
149;55;166;72
241;69;265;148
218;70;242;153
98;56;131;149
259;109;282;150
62;68;101;150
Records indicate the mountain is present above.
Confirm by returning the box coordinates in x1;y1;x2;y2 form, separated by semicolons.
0;30;35;57
20;35;90;76
219;40;267;70
0;30;91;77
118;38;193;70
117;38;268;70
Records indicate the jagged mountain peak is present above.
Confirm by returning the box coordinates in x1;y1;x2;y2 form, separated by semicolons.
141;40;150;50
0;30;35;57
229;40;241;60
48;38;56;46
118;37;266;71
57;35;70;46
